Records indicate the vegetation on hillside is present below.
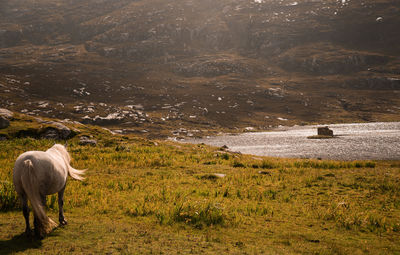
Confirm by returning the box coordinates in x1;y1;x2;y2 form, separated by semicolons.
1;0;400;138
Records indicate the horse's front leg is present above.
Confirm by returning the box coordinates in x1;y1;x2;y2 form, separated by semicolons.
58;187;67;225
20;194;31;236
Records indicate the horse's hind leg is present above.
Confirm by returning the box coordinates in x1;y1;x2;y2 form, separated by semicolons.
58;186;67;225
20;194;31;236
33;194;47;238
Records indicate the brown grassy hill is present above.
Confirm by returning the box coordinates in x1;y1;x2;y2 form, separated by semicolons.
1;0;399;138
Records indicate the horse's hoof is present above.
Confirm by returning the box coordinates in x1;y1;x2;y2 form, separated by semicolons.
60;219;68;226
34;230;45;240
25;229;32;237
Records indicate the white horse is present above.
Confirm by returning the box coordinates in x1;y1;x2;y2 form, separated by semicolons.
13;144;85;238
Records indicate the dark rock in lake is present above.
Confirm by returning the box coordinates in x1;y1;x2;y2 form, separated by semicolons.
317;126;333;136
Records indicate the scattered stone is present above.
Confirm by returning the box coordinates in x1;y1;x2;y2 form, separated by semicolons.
79;136;97;146
277;117;288;121
212;173;226;178
200;173;226;180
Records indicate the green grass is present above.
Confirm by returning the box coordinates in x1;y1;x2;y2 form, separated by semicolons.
0;119;399;254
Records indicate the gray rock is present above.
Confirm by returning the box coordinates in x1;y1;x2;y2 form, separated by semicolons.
0;116;10;129
41;128;60;140
50;122;72;139
0;108;13;119
79;136;97;146
35;118;72;139
200;173;226;180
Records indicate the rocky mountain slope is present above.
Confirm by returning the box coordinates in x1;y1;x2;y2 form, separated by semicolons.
1;0;399;138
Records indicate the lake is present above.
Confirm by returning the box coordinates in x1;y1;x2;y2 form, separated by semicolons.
184;122;400;160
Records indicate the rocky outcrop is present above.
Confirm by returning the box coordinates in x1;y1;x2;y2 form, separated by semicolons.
0;117;9;129
35;118;74;139
81;110;148;126
345;77;400;90
278;44;390;75
174;57;263;77
0;108;14;119
0;108;13;129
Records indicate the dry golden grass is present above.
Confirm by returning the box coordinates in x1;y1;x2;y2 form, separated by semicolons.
1;126;400;254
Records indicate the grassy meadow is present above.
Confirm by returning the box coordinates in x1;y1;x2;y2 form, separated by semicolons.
1;122;400;254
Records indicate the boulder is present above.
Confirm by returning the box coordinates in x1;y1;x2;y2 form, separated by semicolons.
79;136;97;146
0;116;10;129
0;108;13;129
0;108;13;119
41;128;60;140
35;118;73;139
317;126;333;136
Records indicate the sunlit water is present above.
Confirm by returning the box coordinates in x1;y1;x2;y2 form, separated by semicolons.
184;122;400;160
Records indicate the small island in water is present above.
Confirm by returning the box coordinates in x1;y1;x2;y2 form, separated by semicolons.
307;126;335;139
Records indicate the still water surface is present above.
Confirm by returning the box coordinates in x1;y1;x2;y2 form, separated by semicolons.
184;122;400;160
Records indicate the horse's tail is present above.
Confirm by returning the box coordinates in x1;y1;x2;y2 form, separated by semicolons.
67;166;86;181
20;159;57;236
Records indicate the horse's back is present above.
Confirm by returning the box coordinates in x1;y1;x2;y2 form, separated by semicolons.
14;150;68;195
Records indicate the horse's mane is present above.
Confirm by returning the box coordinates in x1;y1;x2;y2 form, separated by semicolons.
48;144;86;180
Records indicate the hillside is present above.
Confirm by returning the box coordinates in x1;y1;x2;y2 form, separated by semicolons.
1;0;400;138
0;112;400;253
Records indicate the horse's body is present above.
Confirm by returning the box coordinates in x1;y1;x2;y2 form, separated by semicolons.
13;144;85;238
